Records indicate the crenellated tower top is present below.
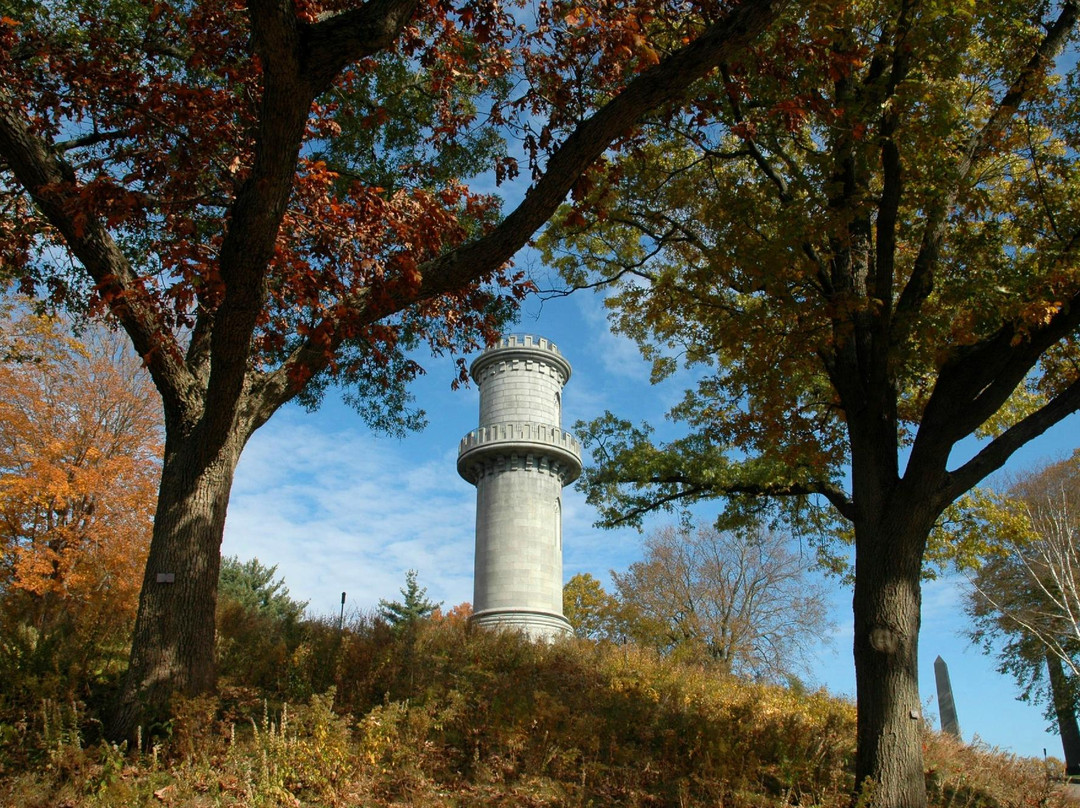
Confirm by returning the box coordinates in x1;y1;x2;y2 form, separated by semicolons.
469;334;572;388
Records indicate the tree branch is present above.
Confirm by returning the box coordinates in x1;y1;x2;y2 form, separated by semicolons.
251;0;790;417
912;275;1080;479
968;0;1079;169
300;0;423;95
871;0;915;317
536;263;657;299
0;94;198;421
718;63;791;203
54;129;132;153
200;0;406;451
893;0;1079;342
408;0;791;305
945;376;1080;501
598;482;713;527
600;473;855;526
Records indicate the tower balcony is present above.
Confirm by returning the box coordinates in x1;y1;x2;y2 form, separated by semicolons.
457;421;582;485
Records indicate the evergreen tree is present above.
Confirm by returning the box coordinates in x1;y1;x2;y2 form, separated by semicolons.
218;556;308;625
216;556;308;691
378;569;441;629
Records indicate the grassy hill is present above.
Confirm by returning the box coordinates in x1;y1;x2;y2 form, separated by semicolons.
0;614;1063;807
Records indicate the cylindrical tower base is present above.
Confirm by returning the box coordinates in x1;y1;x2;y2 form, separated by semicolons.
471;607;572;640
471;459;565;612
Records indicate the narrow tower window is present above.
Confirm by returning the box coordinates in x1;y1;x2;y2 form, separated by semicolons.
555;497;562;549
554;391;561;425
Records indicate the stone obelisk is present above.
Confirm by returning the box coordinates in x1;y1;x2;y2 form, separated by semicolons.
457;335;581;639
934;655;962;738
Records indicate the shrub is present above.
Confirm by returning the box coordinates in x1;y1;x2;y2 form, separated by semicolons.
0;616;1065;808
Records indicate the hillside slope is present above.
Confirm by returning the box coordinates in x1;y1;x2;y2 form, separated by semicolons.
0;616;1062;807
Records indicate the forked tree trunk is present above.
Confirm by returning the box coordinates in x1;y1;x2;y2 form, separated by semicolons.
1046;651;1080;777
107;428;245;744
852;514;929;808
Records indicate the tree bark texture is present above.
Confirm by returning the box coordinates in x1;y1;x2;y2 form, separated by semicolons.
1046;651;1080;777
853;544;924;805
107;428;244;743
850;472;939;808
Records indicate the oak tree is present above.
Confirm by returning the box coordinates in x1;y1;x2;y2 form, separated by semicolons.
543;0;1080;803
0;0;787;738
562;571;642;642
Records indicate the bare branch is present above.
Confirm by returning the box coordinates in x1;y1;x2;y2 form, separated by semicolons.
603;473;855;524
535;264;657;299
969;493;1080;677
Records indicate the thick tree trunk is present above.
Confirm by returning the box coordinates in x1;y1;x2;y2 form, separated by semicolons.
107;429;244;744
1046;651;1080;777
852;516;928;808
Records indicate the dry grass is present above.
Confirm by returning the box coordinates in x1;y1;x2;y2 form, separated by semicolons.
0;619;1065;807
924;731;1063;808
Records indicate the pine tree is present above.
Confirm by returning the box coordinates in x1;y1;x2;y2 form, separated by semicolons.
377;570;441;629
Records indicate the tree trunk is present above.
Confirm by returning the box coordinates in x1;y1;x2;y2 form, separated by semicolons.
107;429;244;744
852;517;927;808
1046;650;1080;777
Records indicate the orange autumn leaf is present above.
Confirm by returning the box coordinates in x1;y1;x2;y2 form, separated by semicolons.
0;306;161;617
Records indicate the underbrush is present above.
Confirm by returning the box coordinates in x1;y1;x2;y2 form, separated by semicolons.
0;618;1064;807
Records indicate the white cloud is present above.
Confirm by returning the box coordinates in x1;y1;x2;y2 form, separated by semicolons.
223;409;477;617
572;292;652;383
922;576;967;626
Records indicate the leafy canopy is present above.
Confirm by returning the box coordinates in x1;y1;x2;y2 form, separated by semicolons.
0;294;161;701
0;0;527;431
541;3;1080;799
0;0;781;431
562;571;633;642
543;0;1080;538
0;299;160;609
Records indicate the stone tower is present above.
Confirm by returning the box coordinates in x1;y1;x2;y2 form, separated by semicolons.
457;335;582;639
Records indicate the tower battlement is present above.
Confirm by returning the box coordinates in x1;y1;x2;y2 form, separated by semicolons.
492;334;563;354
457;422;582;484
470;333;572;385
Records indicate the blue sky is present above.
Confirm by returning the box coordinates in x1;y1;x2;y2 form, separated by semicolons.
221;263;1080;763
